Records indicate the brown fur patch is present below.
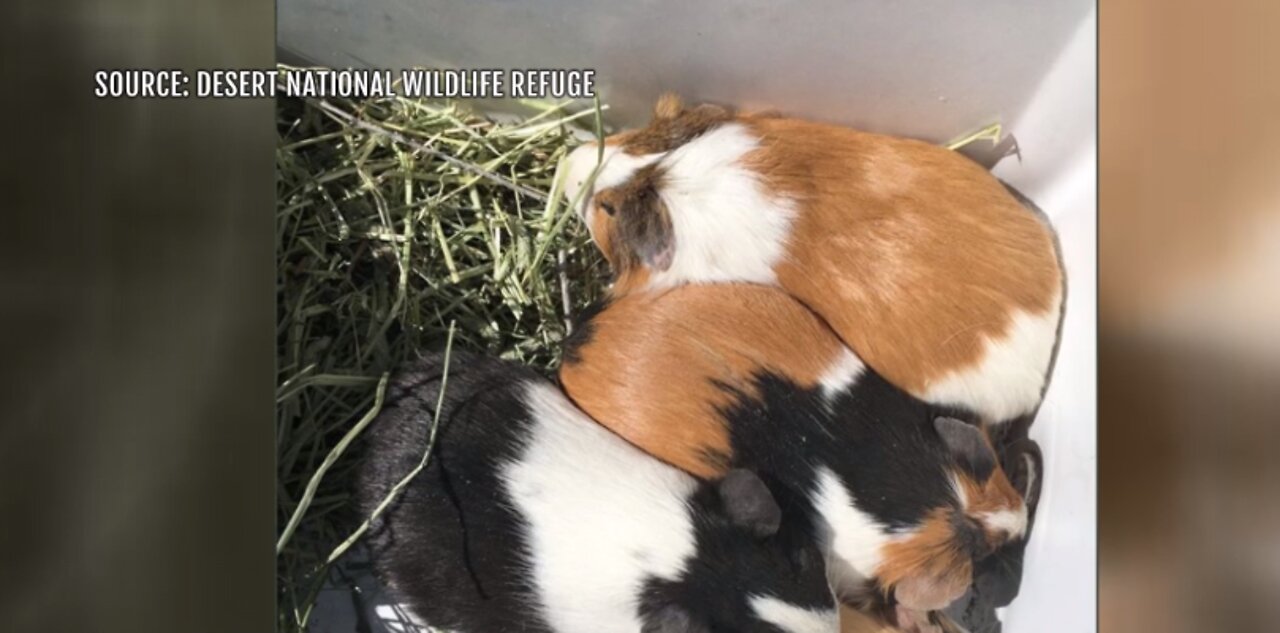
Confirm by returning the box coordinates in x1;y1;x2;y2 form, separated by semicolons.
955;464;1026;543
653;92;684;119
619;96;734;155
840;604;902;633
588;209;615;265
736;115;1063;406
876;508;975;610
558;284;846;478
609;266;653;296
592;163;674;273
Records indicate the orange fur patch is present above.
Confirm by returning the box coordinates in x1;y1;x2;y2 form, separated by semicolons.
586;100;1062;416
558;284;845;478
875;509;975;609
955;466;1026;541
739;115;1062;402
653;92;684;119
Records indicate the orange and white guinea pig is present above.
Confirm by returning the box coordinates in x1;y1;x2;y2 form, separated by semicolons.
556;95;1064;425
559;284;1037;615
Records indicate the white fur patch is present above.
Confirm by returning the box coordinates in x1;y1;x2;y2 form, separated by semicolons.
952;473;1028;539
950;472;971;508
503;383;699;633
818;347;867;400
749;595;840;633
978;507;1028;539
920;293;1063;423
809;467;890;598
372;602;430;633
557;143;662;222
649;123;796;288
557;124;795;290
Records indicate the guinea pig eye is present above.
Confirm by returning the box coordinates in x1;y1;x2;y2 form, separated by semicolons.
599;201;617;216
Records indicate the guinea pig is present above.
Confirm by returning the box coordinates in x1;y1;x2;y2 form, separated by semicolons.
558;284;1031;614
357;349;839;633
555;94;1064;426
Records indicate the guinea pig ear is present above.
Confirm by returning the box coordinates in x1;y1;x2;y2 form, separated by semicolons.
934;417;997;482
611;165;675;271
653;93;684;120
718;469;782;538
1004;438;1044;522
642;605;711;633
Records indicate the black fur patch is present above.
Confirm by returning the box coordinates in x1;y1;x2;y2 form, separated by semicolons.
718;370;960;530
642;604;710;633
935;417;998;483
610;164;675;272
949;512;994;561
943;536;1029;632
559;298;609;366
638;482;832;632
355;351;553;633
359;352;836;633
713;368;1046;618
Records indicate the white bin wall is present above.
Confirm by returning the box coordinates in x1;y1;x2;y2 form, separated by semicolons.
992;9;1096;633
279;0;1093;149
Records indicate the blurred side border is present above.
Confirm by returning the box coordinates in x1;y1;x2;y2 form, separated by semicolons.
0;1;275;632
1100;0;1280;631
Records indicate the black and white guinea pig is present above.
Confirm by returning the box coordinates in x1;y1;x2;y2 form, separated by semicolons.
556;94;1064;427
357;350;839;633
559;284;1038;615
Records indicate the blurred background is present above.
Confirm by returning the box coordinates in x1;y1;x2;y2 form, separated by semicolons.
0;1;275;632
1100;1;1280;631
0;0;1277;632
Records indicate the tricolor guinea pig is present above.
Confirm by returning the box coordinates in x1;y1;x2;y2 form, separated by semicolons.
558;285;1034;615
556;95;1064;426
357;350;839;633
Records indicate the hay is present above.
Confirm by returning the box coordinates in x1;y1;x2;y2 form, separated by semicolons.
275;67;608;631
944;122;1003;151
